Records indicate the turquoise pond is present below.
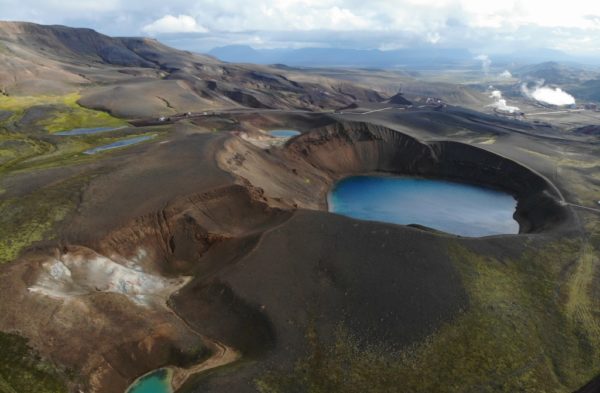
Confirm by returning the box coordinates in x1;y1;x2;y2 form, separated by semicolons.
84;135;155;155
55;126;124;136
269;129;301;138
126;369;172;393
328;176;519;237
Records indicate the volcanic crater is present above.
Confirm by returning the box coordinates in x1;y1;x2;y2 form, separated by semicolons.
0;113;576;393
220;119;569;234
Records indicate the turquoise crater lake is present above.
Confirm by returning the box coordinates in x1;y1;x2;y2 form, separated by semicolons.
126;368;172;393
328;176;519;237
269;129;300;138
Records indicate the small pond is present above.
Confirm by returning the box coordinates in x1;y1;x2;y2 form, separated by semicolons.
55;126;125;136
84;135;155;155
269;129;301;138
328;176;519;237
126;368;172;393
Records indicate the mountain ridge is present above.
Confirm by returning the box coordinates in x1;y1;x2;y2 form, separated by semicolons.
209;44;473;68
0;21;383;116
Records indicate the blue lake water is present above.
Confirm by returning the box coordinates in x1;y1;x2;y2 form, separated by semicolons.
328;176;519;237
269;130;300;138
55;126;124;136
126;369;172;393
84;135;155;155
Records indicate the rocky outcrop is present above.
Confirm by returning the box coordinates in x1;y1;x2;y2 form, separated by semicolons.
388;92;412;105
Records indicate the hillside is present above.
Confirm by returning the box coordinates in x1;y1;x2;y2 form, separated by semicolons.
512;61;600;84
0;22;381;117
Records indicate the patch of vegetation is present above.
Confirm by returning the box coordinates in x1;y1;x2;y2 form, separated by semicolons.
0;41;9;55
0;130;163;177
0;93;124;133
0;332;67;393
0;92;148;175
0;135;162;264
0;92;171;179
0;174;87;264
0;132;50;167
15;132;159;172
256;239;600;393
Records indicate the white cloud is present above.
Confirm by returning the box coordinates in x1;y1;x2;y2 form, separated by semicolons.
142;14;207;34
180;0;600;35
426;31;441;44
4;0;600;54
189;3;371;32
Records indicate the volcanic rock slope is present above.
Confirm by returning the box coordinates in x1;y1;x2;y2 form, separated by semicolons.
0;21;377;117
0;21;599;393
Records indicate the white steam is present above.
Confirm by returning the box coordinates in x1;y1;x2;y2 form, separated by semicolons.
498;70;512;79
487;89;520;114
521;81;576;106
533;87;575;105
475;54;491;74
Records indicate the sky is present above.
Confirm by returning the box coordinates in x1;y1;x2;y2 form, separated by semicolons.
1;0;600;55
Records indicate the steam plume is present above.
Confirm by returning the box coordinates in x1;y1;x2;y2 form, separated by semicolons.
488;89;520;113
475;54;491;74
498;70;512;79
521;81;575;106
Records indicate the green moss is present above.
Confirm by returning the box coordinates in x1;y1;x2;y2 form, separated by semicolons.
39;107;124;135
0;174;86;264
0;93;169;178
0;332;67;393
0;93;124;133
0;132;53;169
0;133;46;165
0;131;164;264
256;240;600;393
0;92;133;174
0;130;163;177
0;42;9;55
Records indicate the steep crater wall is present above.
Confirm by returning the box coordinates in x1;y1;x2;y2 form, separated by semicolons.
0;185;288;393
220;121;568;234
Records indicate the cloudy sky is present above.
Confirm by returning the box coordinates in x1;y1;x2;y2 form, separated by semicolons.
1;0;600;55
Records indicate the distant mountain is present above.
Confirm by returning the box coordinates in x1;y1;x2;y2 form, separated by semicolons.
512;62;599;84
508;61;600;103
0;22;383;116
209;45;473;69
492;48;573;65
571;79;600;103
